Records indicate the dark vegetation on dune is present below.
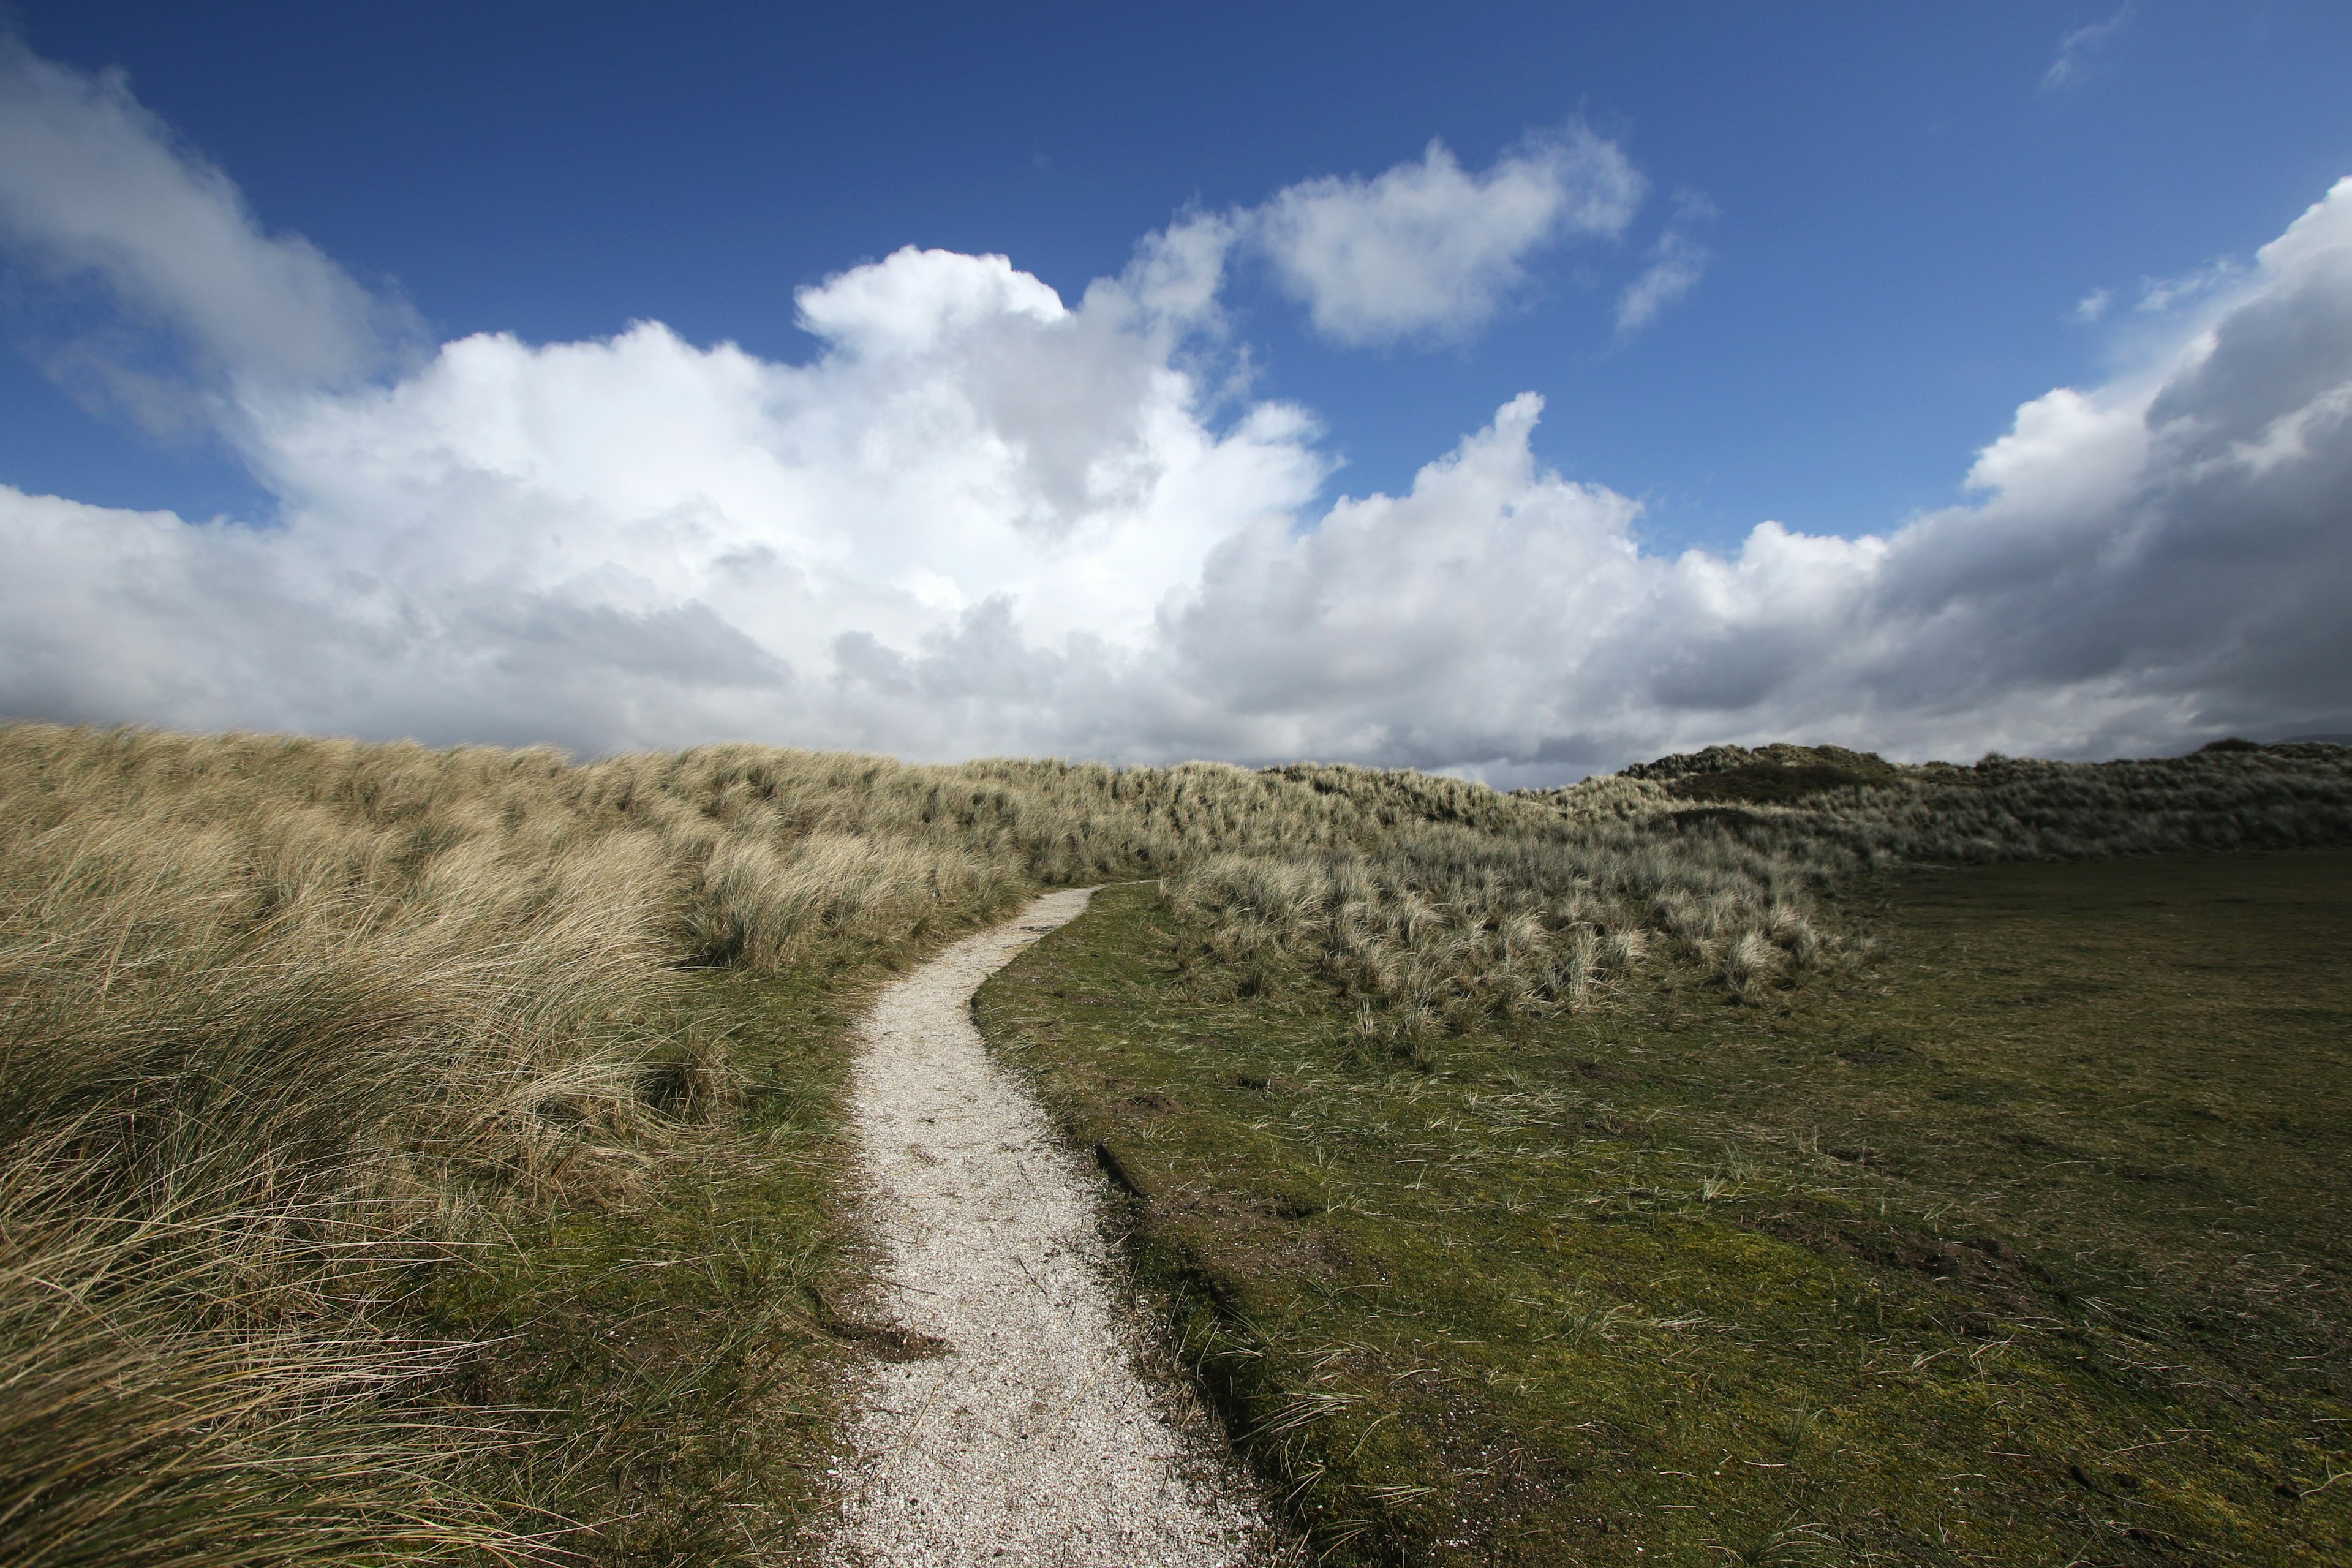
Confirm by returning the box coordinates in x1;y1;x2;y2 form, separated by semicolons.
2;721;2348;1564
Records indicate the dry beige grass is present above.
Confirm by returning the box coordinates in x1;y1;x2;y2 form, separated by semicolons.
3;722;2346;1564
0;729;1506;1563
1170;741;2352;1046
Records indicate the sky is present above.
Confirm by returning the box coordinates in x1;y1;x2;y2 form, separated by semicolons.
1;1;2350;780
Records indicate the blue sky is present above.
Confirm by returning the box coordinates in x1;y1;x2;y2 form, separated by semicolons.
2;3;2351;774
12;1;2348;541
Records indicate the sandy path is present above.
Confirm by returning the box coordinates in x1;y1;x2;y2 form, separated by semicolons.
822;889;1264;1567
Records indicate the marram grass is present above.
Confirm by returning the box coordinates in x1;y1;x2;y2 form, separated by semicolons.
2;722;2348;1564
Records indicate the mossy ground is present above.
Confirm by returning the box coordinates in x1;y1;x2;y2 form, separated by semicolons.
976;851;2352;1566
420;963;883;1565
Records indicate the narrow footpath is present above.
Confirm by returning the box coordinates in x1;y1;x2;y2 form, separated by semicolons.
822;889;1265;1567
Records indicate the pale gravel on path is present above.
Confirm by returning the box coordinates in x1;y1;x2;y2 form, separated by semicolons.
822;889;1265;1568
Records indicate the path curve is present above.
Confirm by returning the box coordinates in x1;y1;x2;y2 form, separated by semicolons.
823;888;1264;1567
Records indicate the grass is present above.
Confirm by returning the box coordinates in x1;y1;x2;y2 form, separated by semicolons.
4;722;2348;1562
0;725;1603;1561
976;851;2352;1565
1174;744;2352;1050
409;962;876;1564
0;726;1077;1564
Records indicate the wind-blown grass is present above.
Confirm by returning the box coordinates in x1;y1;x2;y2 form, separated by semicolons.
1173;742;2352;1047
4;721;2348;1563
0;735;699;1563
0;726;1561;1562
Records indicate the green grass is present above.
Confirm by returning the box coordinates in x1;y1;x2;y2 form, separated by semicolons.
413;963;869;1564
9;725;2346;1561
977;851;2352;1566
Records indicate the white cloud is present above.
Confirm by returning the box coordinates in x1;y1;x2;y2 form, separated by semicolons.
0;39;412;418
2043;4;2132;92
3;45;2351;777
1083;129;1659;350
1250;128;1645;345
1616;194;1715;336
2073;287;2113;323
1165;168;2352;770
793;244;1066;356
1101;211;1239;329
2136;257;2243;314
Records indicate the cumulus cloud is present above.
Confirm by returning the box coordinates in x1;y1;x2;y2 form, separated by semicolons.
0;40;412;428
1082;127;1659;350
2;43;2349;777
1251;129;1645;345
